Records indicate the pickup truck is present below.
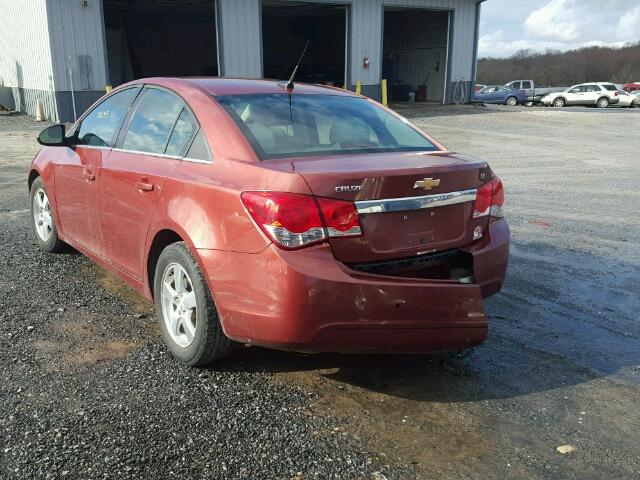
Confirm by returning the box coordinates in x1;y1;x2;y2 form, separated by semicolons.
504;80;567;106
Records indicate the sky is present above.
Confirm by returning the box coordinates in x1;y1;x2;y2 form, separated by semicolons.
479;0;640;58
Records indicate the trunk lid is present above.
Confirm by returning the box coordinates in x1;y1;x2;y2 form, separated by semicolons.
264;151;491;263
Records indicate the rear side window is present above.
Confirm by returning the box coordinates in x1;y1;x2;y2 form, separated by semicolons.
186;131;212;162
602;84;617;91
522;81;532;89
166;110;196;156
77;88;139;147
122;88;184;155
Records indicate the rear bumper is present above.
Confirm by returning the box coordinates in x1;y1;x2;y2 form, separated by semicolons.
199;220;509;353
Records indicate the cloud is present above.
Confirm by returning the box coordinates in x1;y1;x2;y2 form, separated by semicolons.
618;5;640;40
524;0;580;42
480;0;640;58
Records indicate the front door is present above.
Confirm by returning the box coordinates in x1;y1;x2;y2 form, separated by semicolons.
100;87;198;280
53;87;141;254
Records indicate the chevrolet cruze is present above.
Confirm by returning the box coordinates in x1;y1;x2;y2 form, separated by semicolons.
30;78;509;365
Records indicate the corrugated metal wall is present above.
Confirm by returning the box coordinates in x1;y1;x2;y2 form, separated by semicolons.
46;0;108;92
0;0;57;119
217;0;262;77
218;0;480;100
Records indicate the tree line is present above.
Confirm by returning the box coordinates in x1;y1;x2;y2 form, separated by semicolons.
477;43;640;87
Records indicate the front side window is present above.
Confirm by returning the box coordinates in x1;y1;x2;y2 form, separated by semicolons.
77;88;139;147
569;86;584;94
216;94;437;160
122;88;184;155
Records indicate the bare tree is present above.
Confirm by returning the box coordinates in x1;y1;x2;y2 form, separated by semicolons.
478;43;640;86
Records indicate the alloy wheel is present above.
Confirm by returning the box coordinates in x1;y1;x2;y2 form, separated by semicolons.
33;188;53;242
161;263;198;348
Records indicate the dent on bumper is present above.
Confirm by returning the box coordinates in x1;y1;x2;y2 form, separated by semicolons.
198;219;509;353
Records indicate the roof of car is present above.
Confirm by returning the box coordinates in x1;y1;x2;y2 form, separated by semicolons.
131;77;359;97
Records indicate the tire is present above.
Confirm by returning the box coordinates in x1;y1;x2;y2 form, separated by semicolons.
154;242;235;366
553;97;566;108
29;177;66;253
506;96;518;107
597;97;609;108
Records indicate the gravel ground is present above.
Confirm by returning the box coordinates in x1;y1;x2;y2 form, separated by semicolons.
0;114;405;480
1;106;639;479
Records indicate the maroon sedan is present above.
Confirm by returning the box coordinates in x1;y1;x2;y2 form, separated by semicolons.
30;78;509;365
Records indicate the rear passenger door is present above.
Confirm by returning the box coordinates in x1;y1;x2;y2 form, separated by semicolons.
99;86;200;281
583;85;601;104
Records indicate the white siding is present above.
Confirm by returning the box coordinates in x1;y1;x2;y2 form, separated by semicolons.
0;0;54;91
46;0;108;92
217;0;262;77
0;0;57;118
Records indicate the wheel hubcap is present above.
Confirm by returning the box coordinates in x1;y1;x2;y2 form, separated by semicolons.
33;188;53;242
161;263;197;348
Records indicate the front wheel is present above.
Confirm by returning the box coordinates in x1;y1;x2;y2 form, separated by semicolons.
506;96;518;107
30;177;66;253
154;242;235;366
553;97;566;108
597;97;609;108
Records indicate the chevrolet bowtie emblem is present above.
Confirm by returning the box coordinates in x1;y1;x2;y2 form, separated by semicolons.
414;178;441;190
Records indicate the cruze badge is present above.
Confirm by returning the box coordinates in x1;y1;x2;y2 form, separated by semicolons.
414;178;441;190
335;185;363;192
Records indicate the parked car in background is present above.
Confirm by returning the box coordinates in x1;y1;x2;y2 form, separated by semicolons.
542;83;621;108
29;77;509;366
504;80;566;106
474;85;527;106
623;82;640;93
616;90;639;108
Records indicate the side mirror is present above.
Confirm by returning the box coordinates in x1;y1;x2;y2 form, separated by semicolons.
37;124;68;147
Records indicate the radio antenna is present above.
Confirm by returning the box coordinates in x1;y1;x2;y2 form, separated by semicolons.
286;40;310;90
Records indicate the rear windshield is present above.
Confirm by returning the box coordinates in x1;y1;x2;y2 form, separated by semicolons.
216;94;438;160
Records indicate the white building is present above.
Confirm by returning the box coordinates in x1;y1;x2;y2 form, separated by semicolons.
0;0;485;122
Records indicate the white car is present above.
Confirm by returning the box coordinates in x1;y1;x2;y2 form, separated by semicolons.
616;90;639;108
542;82;621;108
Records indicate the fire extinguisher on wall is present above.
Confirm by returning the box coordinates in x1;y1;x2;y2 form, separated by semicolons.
363;54;370;70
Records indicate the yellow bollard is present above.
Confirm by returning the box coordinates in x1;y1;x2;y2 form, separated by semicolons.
105;85;113;93
355;80;361;95
381;79;388;106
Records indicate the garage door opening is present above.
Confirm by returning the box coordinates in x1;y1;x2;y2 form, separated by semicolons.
103;0;218;87
382;8;449;103
262;1;347;87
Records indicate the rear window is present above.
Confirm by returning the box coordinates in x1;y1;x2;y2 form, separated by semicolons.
215;94;437;160
602;84;617;91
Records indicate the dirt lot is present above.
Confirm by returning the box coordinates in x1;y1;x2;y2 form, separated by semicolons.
1;106;639;479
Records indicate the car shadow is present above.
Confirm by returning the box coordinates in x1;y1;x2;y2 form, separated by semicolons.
213;240;640;403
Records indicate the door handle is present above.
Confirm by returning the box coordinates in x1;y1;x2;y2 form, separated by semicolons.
83;169;95;181
136;180;154;192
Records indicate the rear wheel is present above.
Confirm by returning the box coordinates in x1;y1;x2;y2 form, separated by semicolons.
29;177;66;253
553;97;566;108
154;242;235;366
597;97;609;108
506;96;518;107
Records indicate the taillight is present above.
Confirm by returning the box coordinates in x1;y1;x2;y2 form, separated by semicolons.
473;177;504;219
241;192;361;249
